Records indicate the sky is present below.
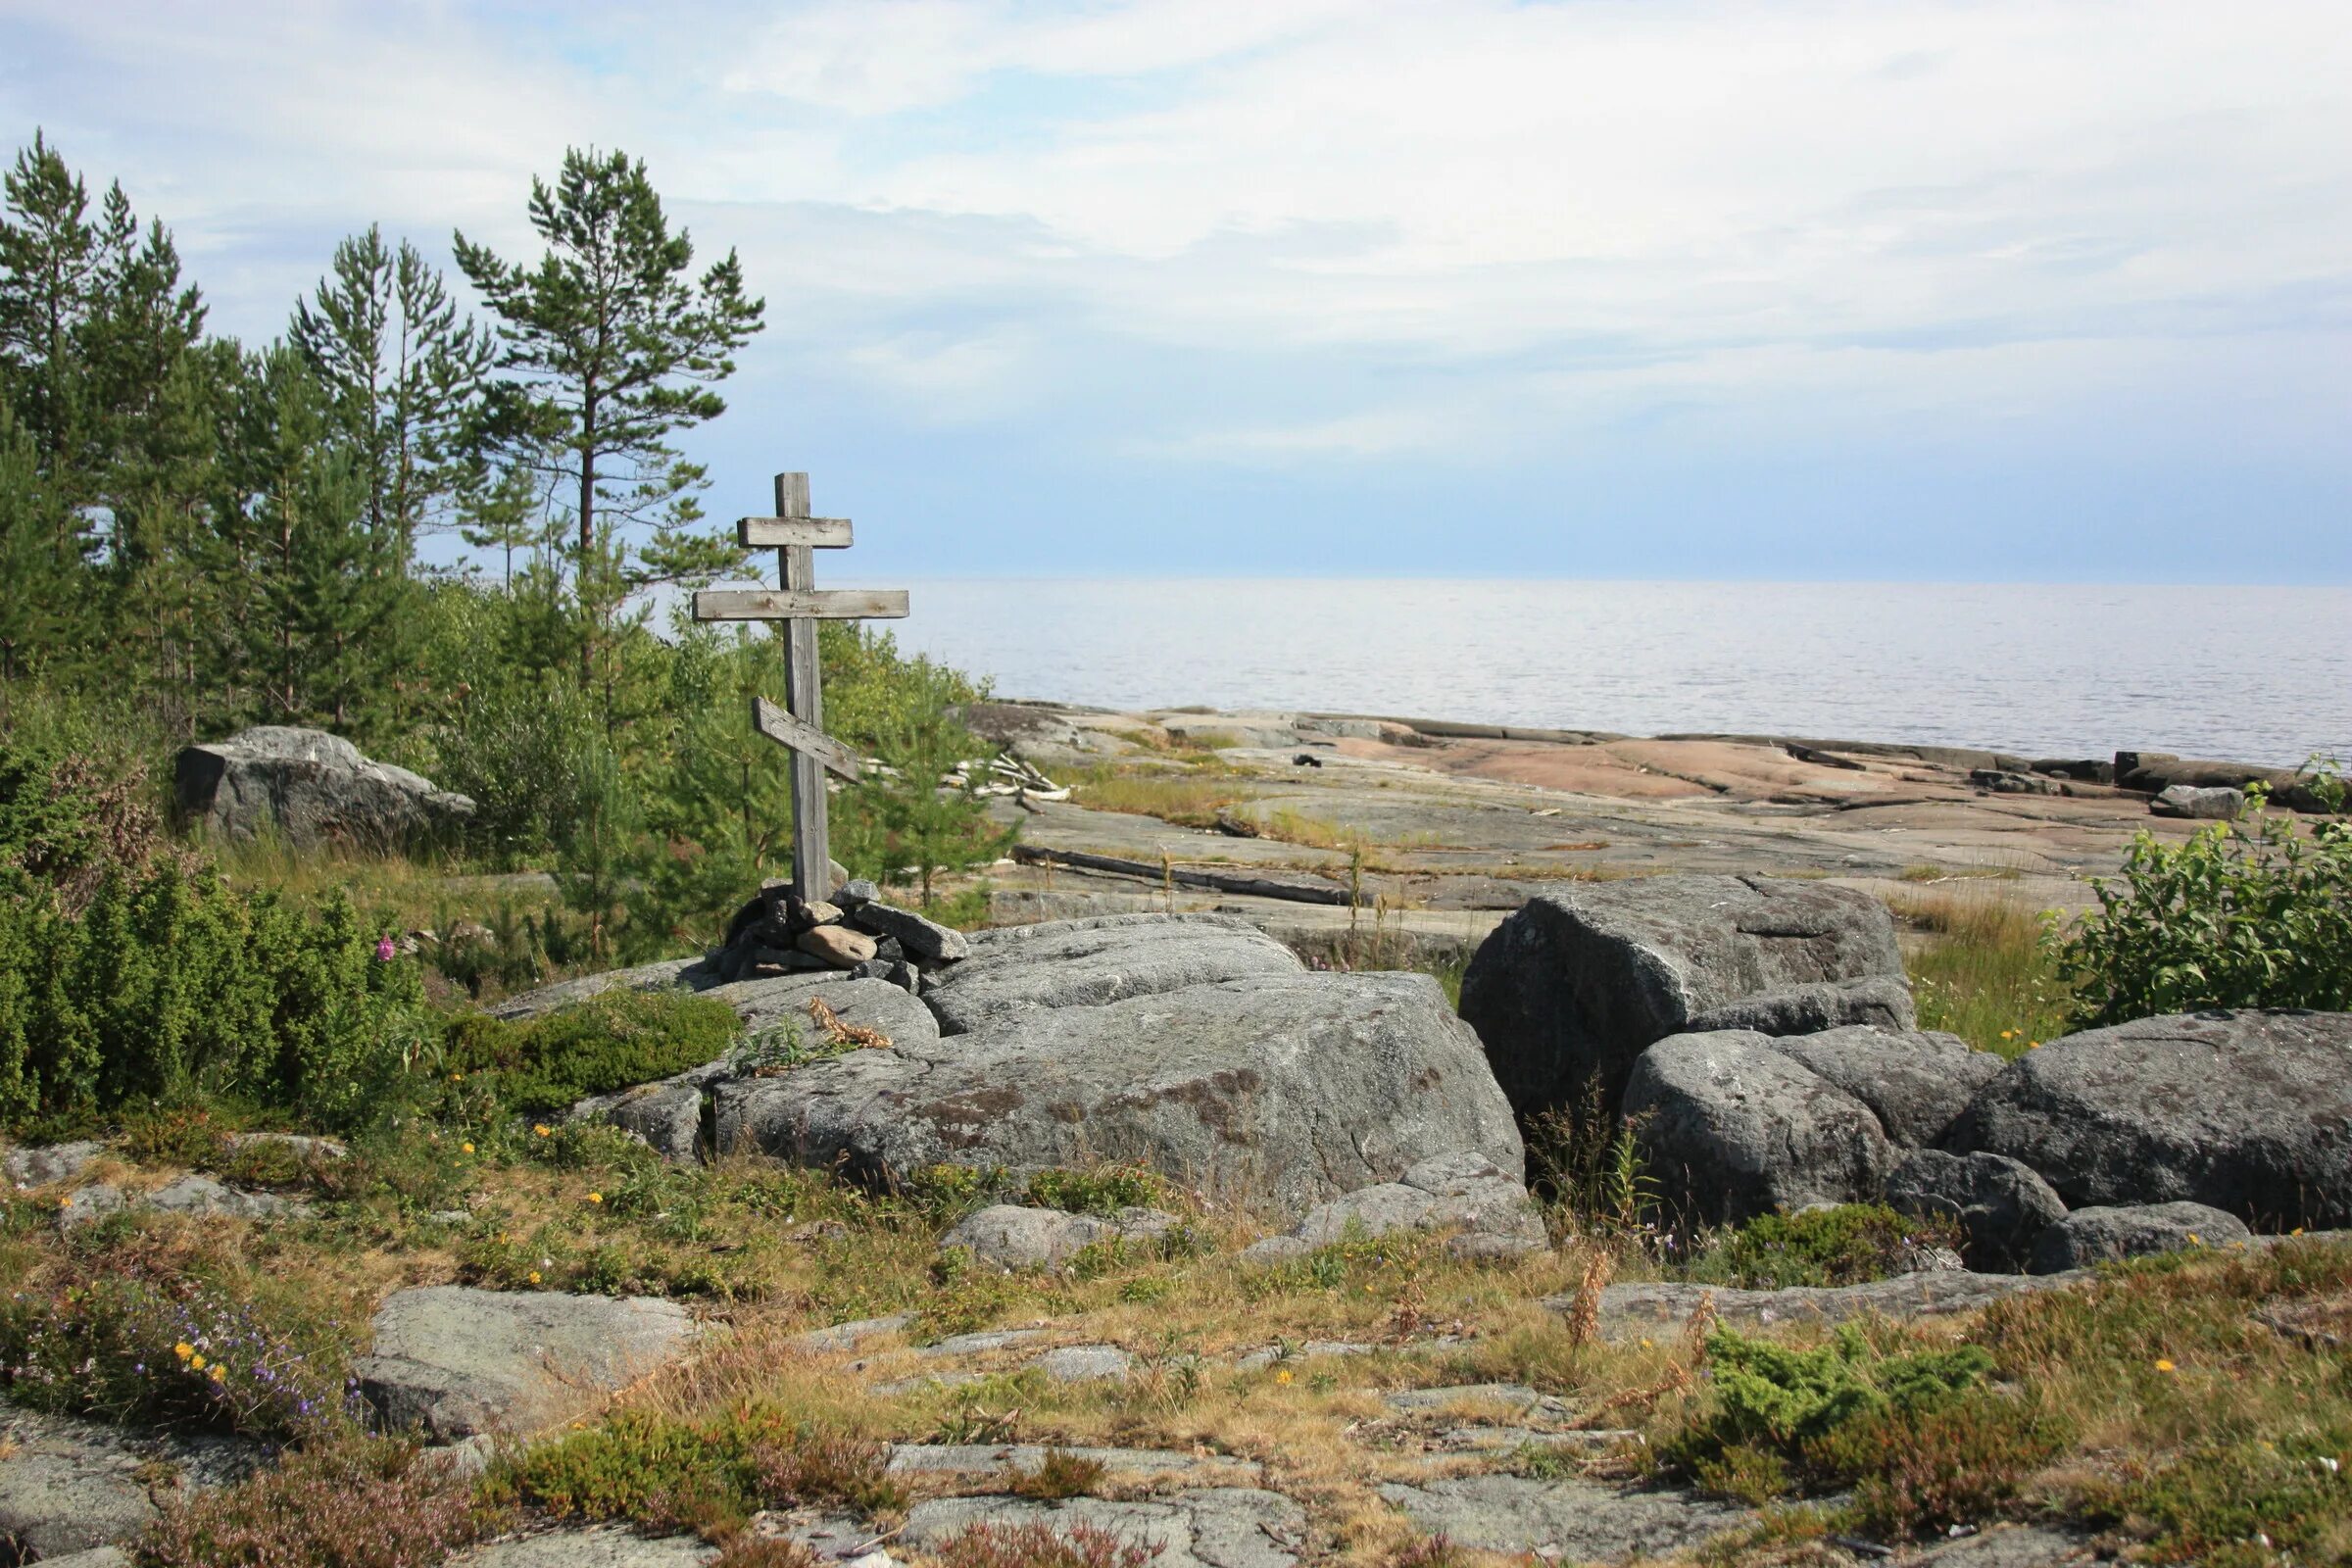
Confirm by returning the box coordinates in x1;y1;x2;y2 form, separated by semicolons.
3;0;2348;583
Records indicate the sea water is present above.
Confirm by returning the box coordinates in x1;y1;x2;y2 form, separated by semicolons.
890;578;2352;768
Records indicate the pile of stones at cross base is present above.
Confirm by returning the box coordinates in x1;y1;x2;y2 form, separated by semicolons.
519;869;2348;1279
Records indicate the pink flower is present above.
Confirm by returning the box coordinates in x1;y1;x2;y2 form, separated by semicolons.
373;937;396;961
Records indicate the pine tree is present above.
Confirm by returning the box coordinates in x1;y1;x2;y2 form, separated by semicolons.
453;147;763;688
0;130;110;519
0;403;80;698
214;347;406;735
290;224;491;564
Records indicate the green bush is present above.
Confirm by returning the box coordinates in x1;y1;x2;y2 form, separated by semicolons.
2057;787;2352;1026
0;860;425;1132
439;989;739;1115
1690;1203;1961;1290
1664;1324;1994;1472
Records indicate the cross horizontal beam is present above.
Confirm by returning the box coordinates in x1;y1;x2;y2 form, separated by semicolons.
739;515;854;549
693;588;910;621
751;695;862;781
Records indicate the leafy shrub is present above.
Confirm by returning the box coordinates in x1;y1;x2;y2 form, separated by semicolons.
0;1262;362;1439
0;861;425;1132
494;1404;904;1540
0;740;189;910
1690;1204;1962;1291
2057;788;2352;1025
1663;1324;1995;1473
138;1433;499;1567
1026;1161;1164;1215
439;989;739;1115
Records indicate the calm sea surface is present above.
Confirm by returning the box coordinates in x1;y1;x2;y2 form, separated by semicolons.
889;579;2352;768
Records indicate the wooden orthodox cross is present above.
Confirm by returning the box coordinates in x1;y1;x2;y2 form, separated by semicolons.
692;472;909;903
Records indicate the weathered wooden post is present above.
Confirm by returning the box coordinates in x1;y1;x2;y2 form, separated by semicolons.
692;472;908;904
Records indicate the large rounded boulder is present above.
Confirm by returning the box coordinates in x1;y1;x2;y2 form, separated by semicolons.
1622;1030;1891;1225
1459;875;1912;1121
1944;1009;2352;1230
174;725;474;852
714;968;1525;1221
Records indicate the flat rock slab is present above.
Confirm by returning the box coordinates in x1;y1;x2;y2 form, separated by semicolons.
458;1527;718;1566
920;1327;1052;1358
490;958;706;1020
887;1445;1261;1486
789;1314;916;1354
58;1175;310;1230
1234;1342;1374;1371
1904;1525;2095;1566
3;1140;105;1187
1036;1346;1134;1383
923;913;1305;1034
1570;1271;2080;1339
1438;1426;1637;1453
707;973;940;1048
941;1203;1180;1272
1379;1474;1748;1561
0;1407;257;1558
1383;1384;1572;1422
716;970;1524;1220
354;1286;698;1441
902;1488;1305;1568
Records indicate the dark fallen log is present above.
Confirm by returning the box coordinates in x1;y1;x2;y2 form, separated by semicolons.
1010;844;1355;905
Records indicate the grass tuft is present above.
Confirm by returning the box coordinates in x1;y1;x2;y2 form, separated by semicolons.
1889;886;2072;1057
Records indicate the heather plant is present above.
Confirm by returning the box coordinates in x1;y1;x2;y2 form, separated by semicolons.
0;1264;362;1439
2056;777;2352;1025
931;1522;1160;1568
139;1432;500;1567
491;1402;904;1540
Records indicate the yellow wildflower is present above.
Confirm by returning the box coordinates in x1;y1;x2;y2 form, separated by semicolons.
2186;1233;2200;1246
1274;1369;1294;1385
188;1353;206;1372
534;1124;552;1139
2154;1358;2177;1373
587;1192;603;1204
461;1142;474;1154
528;1270;543;1285
173;1342;193;1361
208;1364;225;1383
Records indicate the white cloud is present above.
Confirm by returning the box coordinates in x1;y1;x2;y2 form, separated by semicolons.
2;0;2346;478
